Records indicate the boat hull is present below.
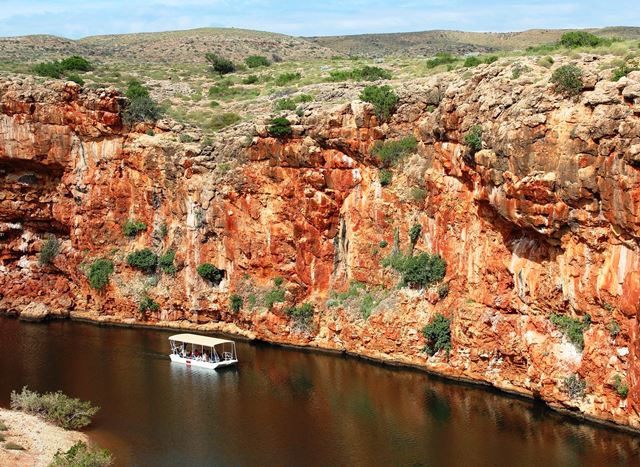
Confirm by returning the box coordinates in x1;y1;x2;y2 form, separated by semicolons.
169;354;238;370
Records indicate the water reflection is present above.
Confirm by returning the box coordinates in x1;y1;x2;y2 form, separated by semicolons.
0;317;639;467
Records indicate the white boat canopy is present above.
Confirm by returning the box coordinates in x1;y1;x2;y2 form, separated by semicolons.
169;333;234;347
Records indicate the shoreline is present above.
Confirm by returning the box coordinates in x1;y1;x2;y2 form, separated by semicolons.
0;407;89;467
10;312;640;437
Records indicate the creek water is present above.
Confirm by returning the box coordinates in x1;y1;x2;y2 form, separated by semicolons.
0;316;638;466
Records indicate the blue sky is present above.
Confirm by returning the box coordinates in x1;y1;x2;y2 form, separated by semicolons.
0;1;638;38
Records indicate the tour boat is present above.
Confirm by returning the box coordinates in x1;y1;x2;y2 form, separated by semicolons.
169;333;238;370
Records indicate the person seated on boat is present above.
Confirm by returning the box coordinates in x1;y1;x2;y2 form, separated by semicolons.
202;351;208;362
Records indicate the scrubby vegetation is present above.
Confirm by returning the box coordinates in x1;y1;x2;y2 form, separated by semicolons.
33;55;92;79
206;53;235;74
382;251;446;288
423;313;452;356
230;294;243;312
379;169;392;186
372;135;418;166
273;94;313;112
563;374;586;399
245;55;271;68
551;65;583;96
328;65;392;82
265;288;286;309
612;63;639;81
613;374;629;398
197;263;225;285
139;295;160;313
122;219;147;237
550;313;591;350
88;259;114;291
39;234;60;265
10;387;99;430
607;319;621;337
127;249;158;273
50;441;113;467
268;117;293;137
360;85;399;121
158;250;176;274
285;302;314;324
210;112;241;130
559;31;611;48
426;52;458;69
122;80;162;124
274;72;301;86
464;125;483;154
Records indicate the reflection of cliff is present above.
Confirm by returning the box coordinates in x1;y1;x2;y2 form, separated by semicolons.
1;58;640;428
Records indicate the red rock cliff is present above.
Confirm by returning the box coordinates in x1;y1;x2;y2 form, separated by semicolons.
1;57;640;429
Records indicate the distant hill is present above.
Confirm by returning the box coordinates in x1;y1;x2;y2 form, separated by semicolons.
307;26;640;57
1;26;639;64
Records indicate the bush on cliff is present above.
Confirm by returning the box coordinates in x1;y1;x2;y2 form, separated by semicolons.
88;259;114;291
122;219;147;237
127;249;158;273
563;374;586;399
197;263;225;285
613;374;629;399
50;441;112;467
285;302;314;324
423;313;452;356
464;125;483;154
139;295;160;313
122;80;162;125
230;294;243;312
206;53;236;75
39;234;60;265
551;65;583;96
210;112;242;131
268;117;293;138
359;85;399;122
550;313;590;350
401;253;446;288
372;135;418;167
379;169;392;186
10;387;99;430
158;250;176;275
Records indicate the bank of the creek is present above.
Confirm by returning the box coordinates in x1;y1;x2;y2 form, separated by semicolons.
1;316;639;467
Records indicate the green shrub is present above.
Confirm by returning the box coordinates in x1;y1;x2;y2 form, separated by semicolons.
537;56;555;68
230;294;243;312
274;98;296;111
268;117;293;137
464;56;482;67
122;219;147;237
612;63;639;81
483;55;498;64
286;302;314;322
39;234;60;265
563;374;586;399
559;31;609;48
464;125;483;154
59;55;92;72
10;386;99;430
329;66;392;81
33;55;92;79
50;441;112;467
551;65;583;96
179;134;194;143
0;420;6;431
607;319;621;337
613;375;629;398
124;79;149;100
88;259;114;290
127;249;157;273
410;187;427;202
197;263;225;284
274;276;284;287
139;295;159;313
4;442;24;450
158;250;176;274
401;253;446;288
437;283;449;299
265;288;285;308
242;74;259;84
66;73;85;85
423;313;452;356
33;61;63;78
123;96;162;125
550;313;590;350
372;135;417;166
210;112;241;130
360;85;399;121
206;53;236;74
274;72;301;86
379;169;392;186
245;55;270;68
426;53;458;69
409;224;422;245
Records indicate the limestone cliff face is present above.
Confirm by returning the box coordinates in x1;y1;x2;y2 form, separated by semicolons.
1;56;640;429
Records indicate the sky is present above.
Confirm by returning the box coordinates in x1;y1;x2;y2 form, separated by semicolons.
0;0;638;38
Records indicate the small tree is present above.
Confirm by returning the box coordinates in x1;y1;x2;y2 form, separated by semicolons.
245;55;270;68
559;31;607;48
39;234;60;265
123;80;162;124
268;117;293;138
359;85;399;122
127;249;157;273
551;65;583;96
88;259;114;291
423;314;452;356
197;263;225;284
206;53;236;74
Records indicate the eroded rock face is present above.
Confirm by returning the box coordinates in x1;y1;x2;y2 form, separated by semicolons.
1;57;639;429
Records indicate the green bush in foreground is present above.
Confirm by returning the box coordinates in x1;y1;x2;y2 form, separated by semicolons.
139;295;160;313
265;288;286;309
122;80;162;124
612;63;639;81
10;387;99;430
39;234;60;265
230;294;243;312
33;55;92;79
206;53;236;75
197;263;225;285
550;313;590;350
613;374;629;399
122;219;147;237
328;66;392;82
423;313;452;356
50;441;112;467
464;125;483;154
551;65;583;96
372;135;417;166
245;55;270;68
268;117;293;138
426;53;458;69
379;169;392;186
88;259;114;291
127;249;157;273
360;85;399;122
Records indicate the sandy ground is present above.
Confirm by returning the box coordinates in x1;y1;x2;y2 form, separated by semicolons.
0;408;88;467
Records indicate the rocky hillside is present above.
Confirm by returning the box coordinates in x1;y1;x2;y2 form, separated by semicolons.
1;53;640;431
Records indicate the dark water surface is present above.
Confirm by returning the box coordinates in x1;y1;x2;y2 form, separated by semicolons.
1;317;639;466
